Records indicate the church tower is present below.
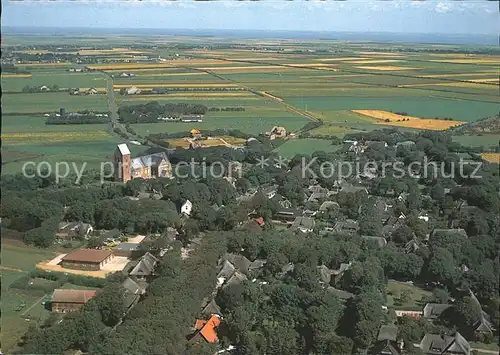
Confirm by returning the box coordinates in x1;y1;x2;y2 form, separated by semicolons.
114;143;131;183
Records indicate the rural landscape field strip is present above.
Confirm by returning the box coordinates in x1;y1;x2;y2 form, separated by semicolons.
352;109;467;130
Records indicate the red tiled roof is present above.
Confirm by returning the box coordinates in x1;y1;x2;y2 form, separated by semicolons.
62;249;112;263
51;289;97;304
196;314;221;343
254;217;265;226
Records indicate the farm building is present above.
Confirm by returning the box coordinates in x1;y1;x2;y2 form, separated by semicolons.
190;128;202;139
114;143;172;183
61;249;114;271
51;289;97;313
265;126;286;140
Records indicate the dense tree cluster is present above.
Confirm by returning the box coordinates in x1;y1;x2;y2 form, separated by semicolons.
118;101;207;123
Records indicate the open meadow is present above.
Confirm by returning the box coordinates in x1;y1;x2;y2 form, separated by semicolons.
1;35;499;175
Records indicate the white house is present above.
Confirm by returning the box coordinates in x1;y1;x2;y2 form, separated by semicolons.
181;200;193;216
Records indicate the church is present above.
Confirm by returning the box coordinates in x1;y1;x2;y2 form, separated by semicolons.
114;143;172;183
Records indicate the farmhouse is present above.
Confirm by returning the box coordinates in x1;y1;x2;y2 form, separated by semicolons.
61;249;114;271
265;126;286;140
126;86;141;95
114;143;172;183
51;289;97;313
57;221;93;239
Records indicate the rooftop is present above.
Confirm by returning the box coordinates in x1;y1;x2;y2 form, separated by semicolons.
51;289;97;304
62;249;112;263
117;143;131;156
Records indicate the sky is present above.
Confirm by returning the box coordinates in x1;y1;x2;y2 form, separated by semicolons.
2;0;499;35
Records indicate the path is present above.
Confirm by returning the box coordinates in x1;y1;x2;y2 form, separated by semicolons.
193;67;321;123
103;72;163;148
0;266;24;272
21;294;47;317
471;348;499;354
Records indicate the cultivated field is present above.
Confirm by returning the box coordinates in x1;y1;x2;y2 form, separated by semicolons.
2;35;500;175
352;110;467;130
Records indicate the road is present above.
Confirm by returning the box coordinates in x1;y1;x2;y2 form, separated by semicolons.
103;72;163;149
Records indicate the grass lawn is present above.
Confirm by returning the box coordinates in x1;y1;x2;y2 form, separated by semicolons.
1;243;58;352
274;138;341;157
386;280;431;311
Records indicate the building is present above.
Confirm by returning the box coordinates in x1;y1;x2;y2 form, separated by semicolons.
114;143;172;183
192;314;222;343
423;303;452;321
419;332;470;355
265;126;286;140
290;216;315;233
372;324;402;355
61;249;114;271
181;200;193;216
129;252;159;279
56;221;93;239
51;289;97;313
126;86;141;95
190;128;202;139
112;242;144;258
394;310;422;318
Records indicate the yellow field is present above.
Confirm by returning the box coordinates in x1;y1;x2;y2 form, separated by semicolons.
88;63;173;70
317;57;370;61
399;82;496;89
467;78;499;83
352;110;467;131
421;72;498;78
2;131;111;145
430;58;500;64
77;48;151;55
347;59;401;64
481;153;500;164
198;65;288;71
113;83;238;88
134;72;209;77
299;74;368;79
118;92;252;98
358;52;405;57
1;74;32;78
357;66;420;71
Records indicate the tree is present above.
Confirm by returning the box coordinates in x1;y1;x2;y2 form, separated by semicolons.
426;247;460;287
96;283;126;326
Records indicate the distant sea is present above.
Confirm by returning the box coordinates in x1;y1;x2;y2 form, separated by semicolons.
2;27;498;46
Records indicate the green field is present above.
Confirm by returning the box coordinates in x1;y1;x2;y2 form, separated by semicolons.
2;35;499;180
2;92;108;113
1;72;105;92
1;243;58;352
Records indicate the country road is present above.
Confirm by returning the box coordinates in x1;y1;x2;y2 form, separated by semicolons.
103;72;163;149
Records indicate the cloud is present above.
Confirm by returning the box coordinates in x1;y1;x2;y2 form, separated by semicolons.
435;2;453;13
